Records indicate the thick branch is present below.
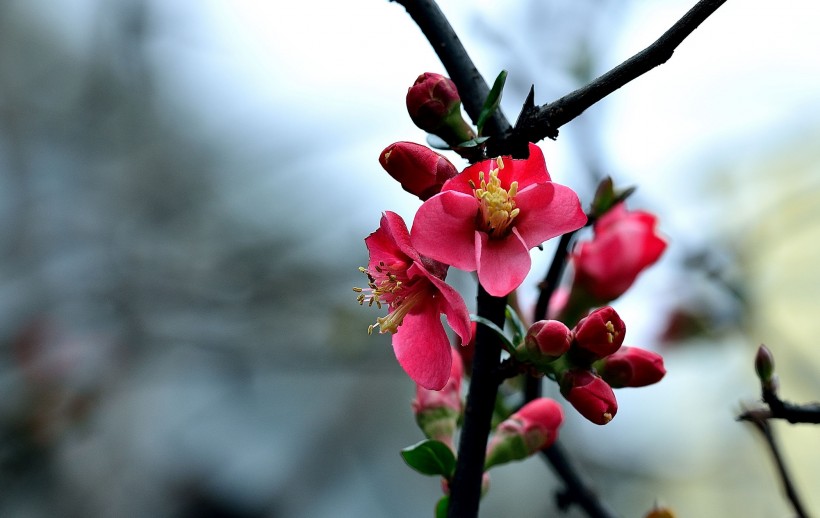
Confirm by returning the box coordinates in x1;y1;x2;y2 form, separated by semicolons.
514;0;728;142
448;286;506;518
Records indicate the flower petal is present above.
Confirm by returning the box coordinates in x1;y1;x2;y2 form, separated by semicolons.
427;274;472;345
513;183;586;248
476;228;531;296
411;190;480;271
502;143;551;189
393;304;453;390
379;211;421;263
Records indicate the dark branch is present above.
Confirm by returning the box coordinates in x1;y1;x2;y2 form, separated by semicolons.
738;414;810;518
541;444;619;518
448;286;507;517
513;0;728;142
738;392;820;425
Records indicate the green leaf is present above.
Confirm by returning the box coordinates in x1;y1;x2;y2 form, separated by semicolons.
426;134;450;150
505;305;527;346
435;496;450;518
470;314;516;352
476;70;508;136
400;440;456;478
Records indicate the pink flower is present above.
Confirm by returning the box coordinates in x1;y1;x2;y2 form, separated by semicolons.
405;73;475;144
411;143;587;297
597;346;666;388
356;212;472;390
560;370;618;425
485;398;564;468
379;142;458;201
570;203;666;302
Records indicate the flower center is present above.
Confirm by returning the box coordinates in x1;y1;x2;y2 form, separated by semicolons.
353;261;425;335
605;321;618;343
470;157;519;238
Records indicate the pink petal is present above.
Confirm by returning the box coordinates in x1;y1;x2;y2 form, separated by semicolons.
411;191;480;271
379;211;421;263
503;143;551;189
476;229;531;296
392;305;453;390
514;183;587;248
427;274;472;345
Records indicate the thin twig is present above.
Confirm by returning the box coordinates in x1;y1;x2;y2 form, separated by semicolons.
738;415;810;518
513;0;728;142
541;443;619;518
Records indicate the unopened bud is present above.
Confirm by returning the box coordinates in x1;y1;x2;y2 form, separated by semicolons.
755;344;775;388
412;348;464;449
406;73;475;145
484;398;563;469
560;370;618;425
597;346;666;388
379;142;458;201
573;306;625;360
518;320;571;366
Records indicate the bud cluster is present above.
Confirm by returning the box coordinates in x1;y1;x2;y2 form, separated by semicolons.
512;306;666;425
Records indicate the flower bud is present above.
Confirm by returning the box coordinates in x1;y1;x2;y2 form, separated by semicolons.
755;344;775;387
572;306;625;359
379;142;458;201
560;370;617;425
485;398;564;469
569;203;666;303
412;348;464;449
406;73;475;145
519;320;571;366
597;346;665;388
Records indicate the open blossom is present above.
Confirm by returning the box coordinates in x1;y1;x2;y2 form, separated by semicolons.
355;212;471;390
570;203;666;302
411;143;586;297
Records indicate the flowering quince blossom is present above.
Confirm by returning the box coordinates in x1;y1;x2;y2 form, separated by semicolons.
411;143;587;297
560;370;618;425
570;202;667;302
355;211;471;390
597;346;666;388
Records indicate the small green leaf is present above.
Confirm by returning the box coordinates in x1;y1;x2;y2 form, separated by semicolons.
470;314;516;352
476;70;508;136
435;496;450;518
426;134;451;150
400;439;456;478
505;305;527;346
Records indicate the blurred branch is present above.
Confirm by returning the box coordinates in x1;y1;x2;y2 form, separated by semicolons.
738;393;820;425
738;413;810;518
513;0;728;142
541;443;619;518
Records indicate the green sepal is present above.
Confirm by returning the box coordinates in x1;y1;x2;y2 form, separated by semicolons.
590;176;637;219
505;305;527;347
476;70;508;136
400;439;456;478
435;496;449;518
471;314;516;352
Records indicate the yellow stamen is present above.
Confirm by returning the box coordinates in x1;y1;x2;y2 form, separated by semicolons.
605;321;617;343
472;157;519;238
369;288;427;335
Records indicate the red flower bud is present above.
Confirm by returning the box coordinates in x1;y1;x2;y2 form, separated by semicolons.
485;398;564;468
379;142;458;201
406;73;475;144
570;203;666;302
412;348;464;449
597;346;666;388
560;370;617;425
573;306;625;359
521;320;572;365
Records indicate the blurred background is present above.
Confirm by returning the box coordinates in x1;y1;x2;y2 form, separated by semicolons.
1;0;819;516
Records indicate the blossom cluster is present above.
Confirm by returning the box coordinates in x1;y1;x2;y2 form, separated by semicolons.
355;72;667;430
